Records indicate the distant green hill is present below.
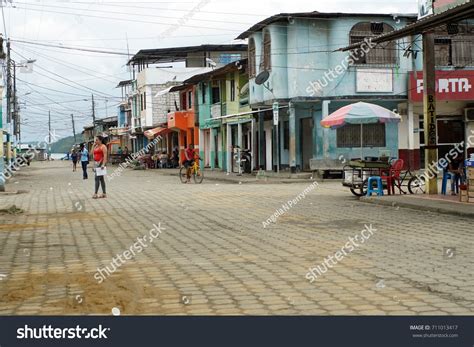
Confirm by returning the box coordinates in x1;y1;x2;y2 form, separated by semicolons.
50;136;77;154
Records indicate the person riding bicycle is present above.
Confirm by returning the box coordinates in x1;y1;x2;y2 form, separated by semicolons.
183;144;197;183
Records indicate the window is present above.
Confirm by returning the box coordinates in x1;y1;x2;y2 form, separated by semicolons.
283;121;289;150
211;81;221;104
337;124;386;148
201;83;206;104
435;38;451;66
212;86;220;104
140;94;144;111
230;79;235;101
349;22;397;65
249;38;256;78
262;31;271;71
187;91;193;109
143;91;146;110
181;92;187;110
434;23;474;66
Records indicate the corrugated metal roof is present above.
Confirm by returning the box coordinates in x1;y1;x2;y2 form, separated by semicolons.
129;44;248;65
236;12;417;39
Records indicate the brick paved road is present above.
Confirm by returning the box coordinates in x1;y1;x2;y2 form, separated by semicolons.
0;161;473;315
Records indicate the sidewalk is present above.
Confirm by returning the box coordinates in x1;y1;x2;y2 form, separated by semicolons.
148;167;318;184
361;194;474;219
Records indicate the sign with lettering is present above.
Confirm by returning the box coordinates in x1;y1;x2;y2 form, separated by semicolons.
425;94;437;147
409;71;474;102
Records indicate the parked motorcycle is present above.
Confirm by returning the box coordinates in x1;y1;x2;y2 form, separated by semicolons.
234;146;252;174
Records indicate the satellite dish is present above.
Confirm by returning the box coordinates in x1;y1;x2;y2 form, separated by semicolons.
255;70;270;85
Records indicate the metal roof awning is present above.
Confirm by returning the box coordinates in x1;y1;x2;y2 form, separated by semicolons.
339;1;474;51
214;106;290;121
155;86;174;97
144;127;171;139
128;44;248;65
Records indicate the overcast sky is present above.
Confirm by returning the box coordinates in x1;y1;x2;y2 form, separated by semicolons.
2;0;417;143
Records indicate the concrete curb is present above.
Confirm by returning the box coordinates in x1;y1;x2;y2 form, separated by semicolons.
153;170;319;185
360;197;474;220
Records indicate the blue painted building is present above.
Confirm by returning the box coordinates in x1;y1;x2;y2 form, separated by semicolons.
237;12;417;173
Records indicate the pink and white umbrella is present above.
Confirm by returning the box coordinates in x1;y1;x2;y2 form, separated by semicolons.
320;102;401;158
320;102;401;129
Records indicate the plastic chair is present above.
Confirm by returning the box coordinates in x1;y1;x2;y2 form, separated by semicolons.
366;177;384;197
380;159;404;195
442;171;461;195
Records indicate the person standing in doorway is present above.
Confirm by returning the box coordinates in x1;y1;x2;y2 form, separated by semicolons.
93;136;108;199
71;150;79;172
80;144;89;180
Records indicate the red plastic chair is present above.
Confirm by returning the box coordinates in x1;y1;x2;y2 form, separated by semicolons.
380;159;404;195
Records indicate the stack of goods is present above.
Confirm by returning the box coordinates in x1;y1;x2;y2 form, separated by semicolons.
465;156;474;203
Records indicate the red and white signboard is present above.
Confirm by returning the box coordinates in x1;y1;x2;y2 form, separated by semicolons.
409;71;474;102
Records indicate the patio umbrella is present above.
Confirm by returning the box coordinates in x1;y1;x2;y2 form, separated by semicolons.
320;102;402;159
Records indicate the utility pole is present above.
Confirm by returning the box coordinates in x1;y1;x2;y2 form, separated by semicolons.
91;94;96;135
13;57;18;142
0;35;6;192
71;114;77;143
48;111;51;161
422;32;438;195
5;39;12;164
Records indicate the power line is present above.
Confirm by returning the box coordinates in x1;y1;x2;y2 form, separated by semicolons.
11;39;130;56
13;48;118;97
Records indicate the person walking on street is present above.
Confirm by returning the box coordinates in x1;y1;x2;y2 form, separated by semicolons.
80;144;89;180
93;136;108;199
71;150;79;172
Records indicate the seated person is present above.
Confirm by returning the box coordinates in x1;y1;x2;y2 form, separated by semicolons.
447;155;464;195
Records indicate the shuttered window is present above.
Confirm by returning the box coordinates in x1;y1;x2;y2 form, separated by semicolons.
248;39;256;77
262;31;271;71
349;22;397;65
337;124;386;148
434;23;474;67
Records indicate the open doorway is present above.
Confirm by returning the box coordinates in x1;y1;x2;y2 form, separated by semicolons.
300;118;314;171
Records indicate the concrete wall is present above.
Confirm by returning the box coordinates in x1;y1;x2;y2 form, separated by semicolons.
248;16;413;104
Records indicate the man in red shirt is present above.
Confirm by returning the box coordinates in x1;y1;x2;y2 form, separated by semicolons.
183;144;196;183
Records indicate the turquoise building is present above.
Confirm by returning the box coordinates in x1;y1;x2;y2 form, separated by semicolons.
237;12;417;173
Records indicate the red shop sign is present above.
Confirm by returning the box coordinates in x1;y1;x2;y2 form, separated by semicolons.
409;70;474;102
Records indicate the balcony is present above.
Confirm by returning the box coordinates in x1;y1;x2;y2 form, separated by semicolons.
168;110;196;131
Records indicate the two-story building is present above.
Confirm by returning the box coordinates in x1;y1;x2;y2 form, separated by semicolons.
129;44;247;158
237;12;417;173
182;59;252;172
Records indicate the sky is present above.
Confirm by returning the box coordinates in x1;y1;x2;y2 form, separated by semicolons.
2;0;418;142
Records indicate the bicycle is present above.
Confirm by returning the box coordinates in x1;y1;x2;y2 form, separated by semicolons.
179;158;204;184
359;161;426;195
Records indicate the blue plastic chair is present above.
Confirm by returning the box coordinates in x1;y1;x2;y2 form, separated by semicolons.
442;171;460;195
366;177;384;197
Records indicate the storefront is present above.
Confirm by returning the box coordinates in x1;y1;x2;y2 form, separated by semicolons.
402;70;474;169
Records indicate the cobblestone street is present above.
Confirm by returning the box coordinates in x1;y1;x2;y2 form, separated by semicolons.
0;161;473;315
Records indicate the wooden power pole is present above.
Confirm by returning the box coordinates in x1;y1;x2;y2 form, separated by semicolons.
71;114;77;143
422;32;438;195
